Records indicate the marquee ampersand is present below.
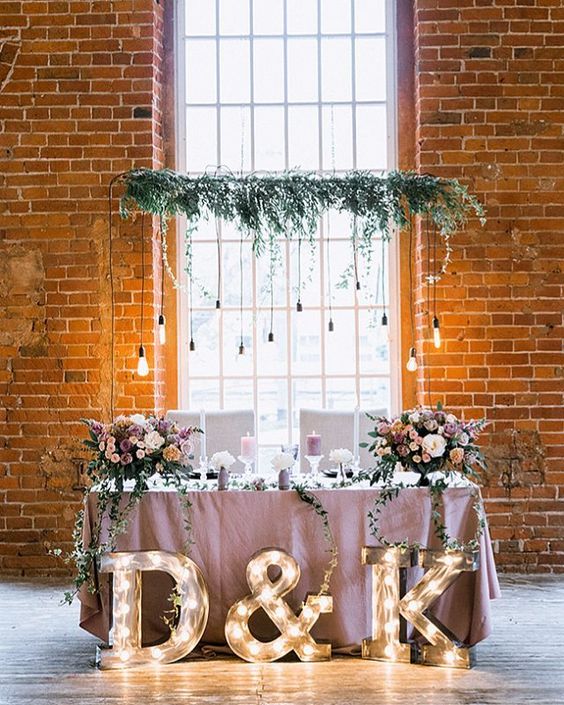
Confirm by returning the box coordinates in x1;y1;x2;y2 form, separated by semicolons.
225;547;333;662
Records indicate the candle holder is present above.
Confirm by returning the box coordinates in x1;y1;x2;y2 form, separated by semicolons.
305;455;324;480
198;456;209;482
238;455;255;478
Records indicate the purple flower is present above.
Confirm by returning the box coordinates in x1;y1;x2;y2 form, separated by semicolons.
90;421;104;437
443;423;457;437
120;439;133;452
398;445;409;457
178;426;192;439
120;453;133;465
157;419;171;434
126;424;143;438
378;422;391;435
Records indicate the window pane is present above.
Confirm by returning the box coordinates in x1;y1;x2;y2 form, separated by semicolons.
219;0;249;35
356;104;387;169
287;38;318;102
359;377;390;413
326;237;355;306
321;0;351;34
290;238;321;307
189;378;220;410
190;242;217;307
224;378;253;410
255;106;285;170
257;246;286;307
220;39;250;103
253;0;284;34
321;105;353;170
292;378;322;434
325;308;355;374
356;37;386;102
254;39;284;103
355;0;386;33
321;38;352;101
223;311;253;376
288;106;319;171
187;311;219;377
186;107;217;171
185;0;216;35
220;106;251;169
258;379;287;445
257;311;287;375
359;309;389;375
185;40;216;103
326;377;357;410
292;310;321;375
287;0;318;34
222;241;253;307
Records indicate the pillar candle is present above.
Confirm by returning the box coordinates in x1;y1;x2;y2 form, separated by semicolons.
306;431;321;456
241;433;255;458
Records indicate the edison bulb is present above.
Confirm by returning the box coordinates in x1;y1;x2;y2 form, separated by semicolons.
137;346;149;376
158;314;166;344
406;347;417;372
432;316;441;348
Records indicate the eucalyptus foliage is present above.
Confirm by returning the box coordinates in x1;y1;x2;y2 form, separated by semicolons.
116;168;485;256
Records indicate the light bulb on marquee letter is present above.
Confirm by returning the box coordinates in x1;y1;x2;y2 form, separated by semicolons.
361;546;418;663
225;547;332;663
98;550;209;669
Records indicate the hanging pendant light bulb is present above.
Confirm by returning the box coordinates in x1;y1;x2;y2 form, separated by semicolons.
268;332;274;343
238;341;245;356
137;345;149;376
432;316;441;349
406;347;418;372
189;338;195;352
158;313;166;345
381;311;388;329
328;318;334;332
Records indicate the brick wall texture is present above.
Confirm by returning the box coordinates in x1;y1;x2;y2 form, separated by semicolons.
0;0;562;574
413;0;564;572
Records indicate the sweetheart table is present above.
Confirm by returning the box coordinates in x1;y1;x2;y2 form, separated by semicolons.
78;482;500;651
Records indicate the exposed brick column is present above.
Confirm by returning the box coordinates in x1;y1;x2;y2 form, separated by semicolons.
0;0;170;574
412;0;564;572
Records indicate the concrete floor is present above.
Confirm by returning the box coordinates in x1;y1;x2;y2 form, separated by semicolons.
0;575;562;705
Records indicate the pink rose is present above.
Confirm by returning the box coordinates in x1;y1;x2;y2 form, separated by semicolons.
422;453;431;463
110;453;120;463
136;449;145;459
449;448;465;465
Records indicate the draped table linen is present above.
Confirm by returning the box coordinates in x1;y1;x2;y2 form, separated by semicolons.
79;484;500;651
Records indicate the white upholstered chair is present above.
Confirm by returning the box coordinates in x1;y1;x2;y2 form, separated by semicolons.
166;409;255;473
299;408;387;473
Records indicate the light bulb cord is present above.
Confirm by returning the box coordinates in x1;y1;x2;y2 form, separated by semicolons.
140;211;145;345
159;216;165;317
239;232;244;346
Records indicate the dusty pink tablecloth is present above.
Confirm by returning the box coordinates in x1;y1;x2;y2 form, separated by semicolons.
79;485;500;650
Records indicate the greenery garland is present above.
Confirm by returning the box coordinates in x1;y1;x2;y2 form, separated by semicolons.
113;168;485;290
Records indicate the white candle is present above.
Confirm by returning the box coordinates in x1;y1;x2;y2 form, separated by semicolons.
241;432;255;458
353;406;360;462
199;409;206;459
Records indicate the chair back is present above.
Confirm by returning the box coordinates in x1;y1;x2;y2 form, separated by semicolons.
299;408;387;472
166;409;255;473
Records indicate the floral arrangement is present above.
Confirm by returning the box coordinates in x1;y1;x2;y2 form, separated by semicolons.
271;451;295;472
329;448;353;466
83;414;198;487
210;451;235;471
365;406;486;485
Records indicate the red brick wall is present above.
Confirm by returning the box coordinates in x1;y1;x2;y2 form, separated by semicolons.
1;0;562;575
412;0;564;572
0;0;169;574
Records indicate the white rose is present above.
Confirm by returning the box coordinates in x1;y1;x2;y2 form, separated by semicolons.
271;452;294;471
421;434;447;458
445;414;457;424
210;450;235;471
144;430;165;451
130;413;147;427
459;432;469;446
329;448;353;465
409;411;420;423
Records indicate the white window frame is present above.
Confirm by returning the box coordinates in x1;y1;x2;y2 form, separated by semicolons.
174;0;401;445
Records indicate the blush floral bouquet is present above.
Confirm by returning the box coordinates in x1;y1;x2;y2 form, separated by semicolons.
82;414;199;488
364;405;486;485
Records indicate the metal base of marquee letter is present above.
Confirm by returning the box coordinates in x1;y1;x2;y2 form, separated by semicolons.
362;546;479;669
225;547;332;662
361;546;418;663
98;550;209;669
400;549;479;669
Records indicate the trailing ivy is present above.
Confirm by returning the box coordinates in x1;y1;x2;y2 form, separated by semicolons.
114;168;485;282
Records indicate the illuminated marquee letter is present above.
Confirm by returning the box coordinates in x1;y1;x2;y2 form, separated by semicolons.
99;550;209;669
361;546;418;663
225;547;332;662
400;549;479;668
362;547;479;669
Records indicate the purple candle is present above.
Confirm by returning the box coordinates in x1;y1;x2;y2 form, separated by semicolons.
240;433;255;458
306;431;321;456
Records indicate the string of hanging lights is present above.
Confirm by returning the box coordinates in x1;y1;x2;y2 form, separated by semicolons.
158;217;166;345
137;212;149;377
406;215;418;373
